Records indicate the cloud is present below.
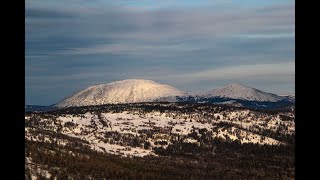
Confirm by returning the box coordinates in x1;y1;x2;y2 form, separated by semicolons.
26;2;294;53
234;33;294;39
53;42;203;57
170;61;295;82
25;0;295;104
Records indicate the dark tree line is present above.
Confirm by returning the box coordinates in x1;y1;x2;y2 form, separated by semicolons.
26;137;294;179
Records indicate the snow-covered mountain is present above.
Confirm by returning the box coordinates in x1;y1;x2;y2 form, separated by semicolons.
280;95;295;102
55;79;187;108
204;83;285;102
54;80;292;108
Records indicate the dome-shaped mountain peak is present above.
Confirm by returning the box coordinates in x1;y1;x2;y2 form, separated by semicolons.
55;79;187;108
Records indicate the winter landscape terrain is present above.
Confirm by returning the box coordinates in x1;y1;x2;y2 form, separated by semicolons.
33;79;293;110
25;79;295;179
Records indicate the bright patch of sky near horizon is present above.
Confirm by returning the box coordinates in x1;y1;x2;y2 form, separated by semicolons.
26;0;295;105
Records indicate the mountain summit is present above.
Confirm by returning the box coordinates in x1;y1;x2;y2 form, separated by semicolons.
55;81;290;108
205;83;285;102
55;79;187;108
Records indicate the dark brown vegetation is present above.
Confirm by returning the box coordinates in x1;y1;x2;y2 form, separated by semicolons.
25;137;294;179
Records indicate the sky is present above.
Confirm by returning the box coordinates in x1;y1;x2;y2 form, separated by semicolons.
26;0;295;105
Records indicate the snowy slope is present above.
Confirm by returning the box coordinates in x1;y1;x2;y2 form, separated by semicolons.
279;95;295;102
56;79;187;108
25;104;294;158
205;83;285;102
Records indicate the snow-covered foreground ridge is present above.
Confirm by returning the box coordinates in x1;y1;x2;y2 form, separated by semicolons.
25;103;295;158
55;79;292;108
56;79;187;108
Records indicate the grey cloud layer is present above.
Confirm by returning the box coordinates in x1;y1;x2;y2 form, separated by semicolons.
26;2;295;104
26;4;294;56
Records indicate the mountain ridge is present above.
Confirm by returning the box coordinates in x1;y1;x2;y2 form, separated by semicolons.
204;83;285;102
54;79;292;108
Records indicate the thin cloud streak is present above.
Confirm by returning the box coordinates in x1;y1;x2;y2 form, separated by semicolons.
171;62;294;82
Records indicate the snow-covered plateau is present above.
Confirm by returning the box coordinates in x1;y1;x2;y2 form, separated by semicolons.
26;103;295;158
